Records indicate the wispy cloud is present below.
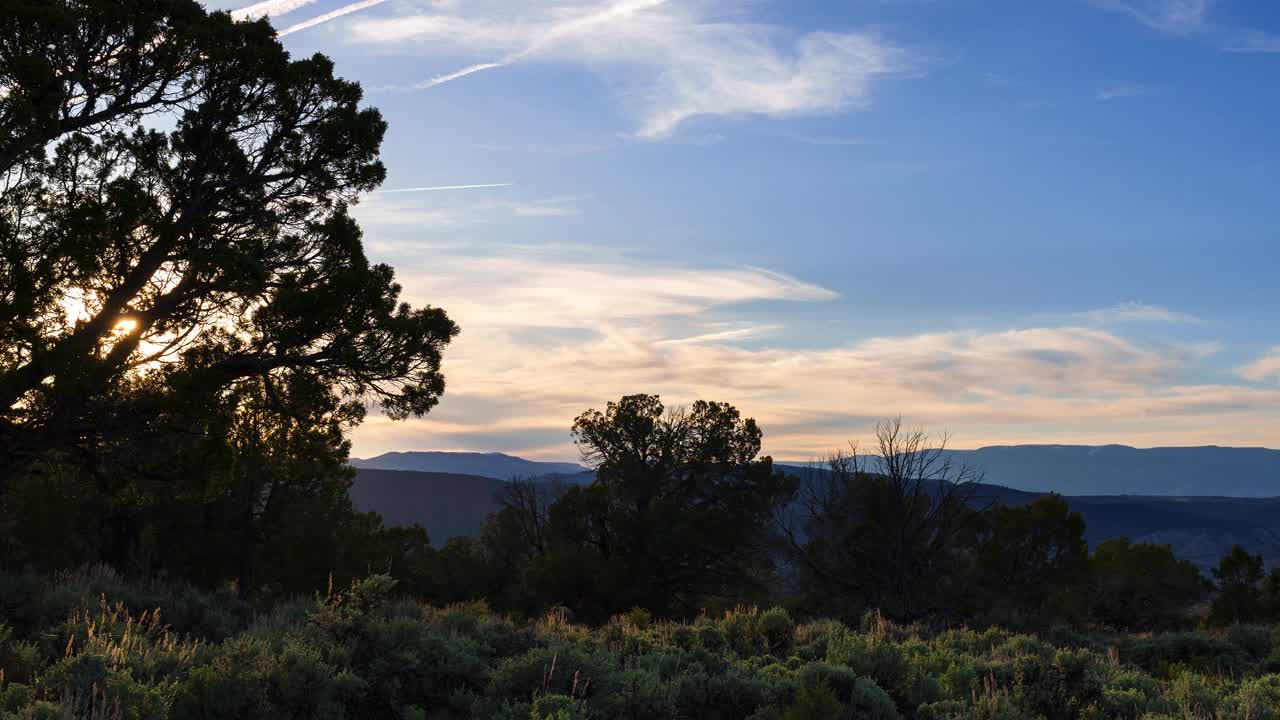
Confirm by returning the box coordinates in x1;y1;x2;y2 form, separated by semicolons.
1091;0;1280;53
352;189;579;228
415;62;505;88
1090;0;1210;34
1073;301;1198;324
371;183;514;194
1240;347;1280;383
278;0;387;36
783;133;865;146
510;197;582;217
1220;28;1280;53
981;72;1021;88
345;247;1280;460
347;0;912;138
472;142;609;157
1097;83;1150;101
230;0;321;20
655;324;781;346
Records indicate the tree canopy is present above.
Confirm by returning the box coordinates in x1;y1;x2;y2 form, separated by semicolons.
0;0;457;484
484;395;797;620
0;0;456;593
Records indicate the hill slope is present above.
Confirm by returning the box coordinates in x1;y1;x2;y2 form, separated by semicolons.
351;451;587;480
353;458;1280;569
933;445;1280;496
349;469;506;544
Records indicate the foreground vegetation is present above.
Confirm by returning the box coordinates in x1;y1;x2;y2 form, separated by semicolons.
1;568;1279;720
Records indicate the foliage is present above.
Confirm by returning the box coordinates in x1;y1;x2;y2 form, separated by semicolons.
786;421;984;623
0;0;456;596
0;569;1277;720
1210;544;1268;625
970;495;1092;628
1090;539;1210;630
495;394;797;621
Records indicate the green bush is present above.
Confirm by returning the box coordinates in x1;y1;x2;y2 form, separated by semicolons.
530;693;589;720
1121;631;1256;678
0;569;1277;720
761;607;797;654
783;683;843;720
847;677;901;720
1221;673;1280;720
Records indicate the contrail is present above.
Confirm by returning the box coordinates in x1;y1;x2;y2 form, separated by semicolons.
372;183;514;193
231;0;321;20
416;0;670;89
415;63;506;89
279;0;387;36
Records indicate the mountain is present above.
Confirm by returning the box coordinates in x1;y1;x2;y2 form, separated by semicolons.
936;445;1280;497
356;445;1280;496
352;452;1280;570
349;469;506;544
349;468;586;545
776;460;1280;569
351;451;587;480
1061;494;1280;570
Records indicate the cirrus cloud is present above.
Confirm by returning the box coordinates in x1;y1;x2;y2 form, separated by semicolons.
1240;347;1280;383
1072;301;1198;324
345;0;912;138
348;246;1280;460
1090;0;1280;53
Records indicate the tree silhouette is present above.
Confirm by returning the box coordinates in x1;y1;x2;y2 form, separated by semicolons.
0;0;457;486
0;1;456;593
785;419;983;622
1090;538;1209;630
1210;544;1266;625
528;394;796;619
971;495;1091;627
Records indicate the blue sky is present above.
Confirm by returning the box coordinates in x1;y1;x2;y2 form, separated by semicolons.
213;0;1280;460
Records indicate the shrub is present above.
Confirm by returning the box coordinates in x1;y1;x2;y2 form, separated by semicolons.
761;608;797;655
1167;671;1220;719
1227;624;1275;660
531;693;589;720
1121;631;1256;678
0;623;43;684
0;570;1276;720
847;677;901;720
797;661;859;699
783;683;843;720
1220;674;1280;720
623;608;653;630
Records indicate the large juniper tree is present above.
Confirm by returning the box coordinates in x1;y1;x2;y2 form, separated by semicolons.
525;394;796;619
0;0;456;472
0;0;457;582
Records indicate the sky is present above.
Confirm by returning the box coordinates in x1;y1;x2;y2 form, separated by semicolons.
208;0;1280;461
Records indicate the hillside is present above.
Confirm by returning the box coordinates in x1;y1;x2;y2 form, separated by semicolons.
931;444;1280;497
359;445;1280;497
353;456;1280;568
349;469;507;544
778;462;1280;570
351;450;587;479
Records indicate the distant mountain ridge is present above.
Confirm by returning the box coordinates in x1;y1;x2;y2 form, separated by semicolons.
782;444;1280;497
350;447;1280;570
358;445;1280;497
351;451;588;480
